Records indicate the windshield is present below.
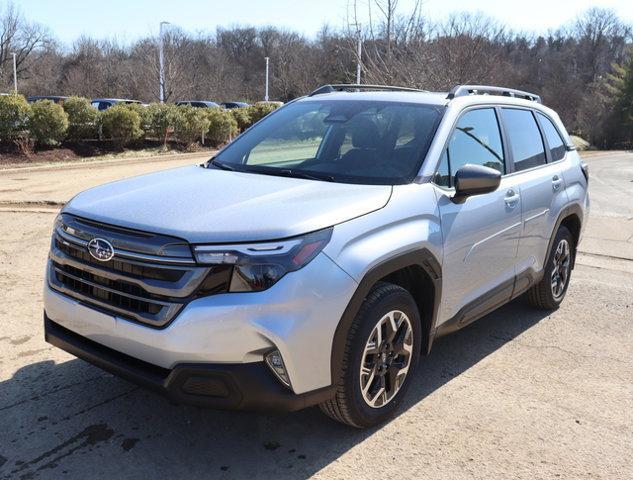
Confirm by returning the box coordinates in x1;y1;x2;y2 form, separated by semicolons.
211;100;444;185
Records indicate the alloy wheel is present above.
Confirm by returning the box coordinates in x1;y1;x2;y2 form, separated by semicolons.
551;238;571;299
359;310;414;408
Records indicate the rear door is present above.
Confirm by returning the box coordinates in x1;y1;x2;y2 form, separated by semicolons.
433;107;523;324
500;108;569;282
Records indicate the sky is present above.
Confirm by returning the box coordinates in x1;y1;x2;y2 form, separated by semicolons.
10;0;633;45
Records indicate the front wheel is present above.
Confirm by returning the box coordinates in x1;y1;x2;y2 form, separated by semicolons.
527;225;574;309
320;282;421;428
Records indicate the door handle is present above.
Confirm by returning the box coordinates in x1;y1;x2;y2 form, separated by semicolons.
504;189;520;207
552;175;563;191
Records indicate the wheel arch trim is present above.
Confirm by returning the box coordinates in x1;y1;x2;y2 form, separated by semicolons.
547;203;584;269
329;248;442;383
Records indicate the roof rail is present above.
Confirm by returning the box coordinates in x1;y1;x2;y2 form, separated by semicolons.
309;84;427;96
447;85;542;103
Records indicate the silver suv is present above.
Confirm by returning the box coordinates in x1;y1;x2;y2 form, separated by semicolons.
44;84;589;427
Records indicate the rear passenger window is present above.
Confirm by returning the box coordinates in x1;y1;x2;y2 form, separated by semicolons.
501;108;546;171
538;113;566;161
433;108;505;188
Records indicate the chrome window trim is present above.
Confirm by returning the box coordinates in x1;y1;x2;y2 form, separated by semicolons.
429;102;571;188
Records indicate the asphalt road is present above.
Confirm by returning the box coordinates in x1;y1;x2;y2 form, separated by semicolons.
0;152;631;480
581;151;633;218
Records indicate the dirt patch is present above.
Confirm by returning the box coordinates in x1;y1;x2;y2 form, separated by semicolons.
0;147;81;166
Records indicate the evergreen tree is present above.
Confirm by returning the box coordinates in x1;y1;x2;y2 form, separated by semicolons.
607;50;633;147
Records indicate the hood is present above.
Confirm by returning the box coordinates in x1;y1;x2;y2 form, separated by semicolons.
64;165;392;243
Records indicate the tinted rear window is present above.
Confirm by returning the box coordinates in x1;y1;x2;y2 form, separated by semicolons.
501;108;546;172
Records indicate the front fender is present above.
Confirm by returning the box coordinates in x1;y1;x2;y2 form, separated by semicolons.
322;183;444;381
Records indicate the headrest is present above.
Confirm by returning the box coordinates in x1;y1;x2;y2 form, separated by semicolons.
350;117;380;149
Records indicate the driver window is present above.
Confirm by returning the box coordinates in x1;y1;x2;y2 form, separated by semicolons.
434;108;505;188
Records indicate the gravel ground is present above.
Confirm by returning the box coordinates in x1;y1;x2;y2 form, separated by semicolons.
0;152;631;480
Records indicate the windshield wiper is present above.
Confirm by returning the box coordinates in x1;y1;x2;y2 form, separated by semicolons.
209;159;236;171
275;169;335;182
210;160;334;182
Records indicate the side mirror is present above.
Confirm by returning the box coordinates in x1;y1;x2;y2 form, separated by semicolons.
453;164;501;202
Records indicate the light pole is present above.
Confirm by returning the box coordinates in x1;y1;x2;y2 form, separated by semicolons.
12;52;17;93
354;24;362;84
159;21;170;103
264;56;270;102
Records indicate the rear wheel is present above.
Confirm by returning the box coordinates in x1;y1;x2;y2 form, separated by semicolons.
527;226;574;309
320;282;421;428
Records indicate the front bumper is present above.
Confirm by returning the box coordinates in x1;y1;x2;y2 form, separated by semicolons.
44;251;358;395
45;315;336;411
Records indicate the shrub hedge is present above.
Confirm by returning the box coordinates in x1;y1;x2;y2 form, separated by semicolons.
231;107;252;131
63;96;98;140
29;100;69;146
174;106;211;147
0;95;282;153
100;104;143;148
145;103;178;144
0;94;30;143
248;102;280;124
205;108;238;146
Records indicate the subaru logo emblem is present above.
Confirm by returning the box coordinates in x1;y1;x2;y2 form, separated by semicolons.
88;238;115;262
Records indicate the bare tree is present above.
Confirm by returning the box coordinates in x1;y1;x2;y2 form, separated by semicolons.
0;2;51;90
5;4;632;147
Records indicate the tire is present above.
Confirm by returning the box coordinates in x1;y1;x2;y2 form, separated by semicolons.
527;225;574;309
320;282;422;428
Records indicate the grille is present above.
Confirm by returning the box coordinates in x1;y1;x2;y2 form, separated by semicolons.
48;214;230;328
55;238;184;282
54;263;163;316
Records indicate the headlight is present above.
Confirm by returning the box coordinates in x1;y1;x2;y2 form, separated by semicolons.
193;228;332;292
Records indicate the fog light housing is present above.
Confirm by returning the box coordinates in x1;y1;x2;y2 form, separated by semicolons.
265;349;291;389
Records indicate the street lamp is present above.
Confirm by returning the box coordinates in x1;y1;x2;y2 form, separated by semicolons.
12;52;17;93
264;56;270;102
352;24;362;84
159;21;170;103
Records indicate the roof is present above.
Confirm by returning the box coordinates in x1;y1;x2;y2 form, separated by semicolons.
91;98;141;103
301;84;545;109
27;95;68;99
296;90;449;106
176;100;218;105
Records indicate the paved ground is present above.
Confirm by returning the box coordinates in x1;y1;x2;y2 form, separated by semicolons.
0;152;631;479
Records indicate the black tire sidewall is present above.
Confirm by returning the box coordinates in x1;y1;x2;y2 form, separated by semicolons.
345;287;422;427
544;226;574;306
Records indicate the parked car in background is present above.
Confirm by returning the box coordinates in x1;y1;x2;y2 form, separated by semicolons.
91;98;142;111
220;101;249;109
176;100;219;108
27;95;68;104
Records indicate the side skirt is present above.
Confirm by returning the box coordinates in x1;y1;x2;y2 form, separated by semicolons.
434;268;542;339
